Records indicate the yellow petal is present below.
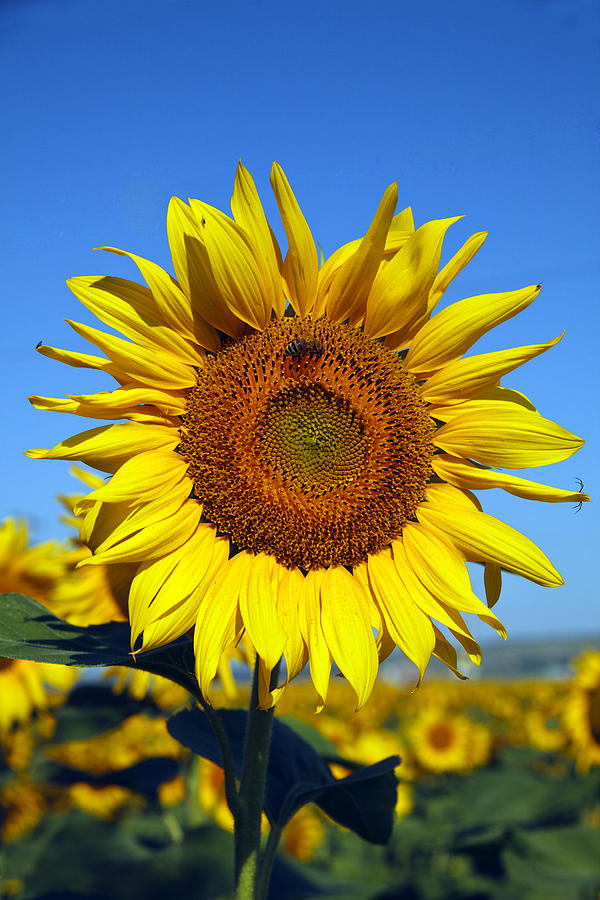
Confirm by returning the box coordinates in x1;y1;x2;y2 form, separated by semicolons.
96;248;220;353
420;333;563;404
35;342;120;374
364;216;461;340
239;553;286;671
484;563;502;609
428;385;537;422
79;452;189;511
166;196;245;337
275;566;307;684
188;199;272;331
434;407;585;468
416;503;563;587
270;162;319;317
325;182;398;324
433;453;591;503
231;161;285;319
405;283;542;374
26;422;179;473
297;568;331;712
92;481;193;554
431;625;468;680
320;566;378;709
402;522;506;638
129;544;189;646
80;500;201;566
65;319;197;390
366;551;435;680
427;231;488;312
194;552;250;700
67;274;210;361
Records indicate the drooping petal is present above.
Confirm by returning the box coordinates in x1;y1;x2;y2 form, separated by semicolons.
320;566;378;709
416;502;563;587
297;568;331;712
194;552;251;700
484;563;502;609
404;283;542;374
239;552;286;671
401;522;506;638
431;625;468;680
366;551;435;680
270;162;319;317
434;407;585;468
420;334;563;404
364;216;461;340
275;567;308;685
433;453;591;503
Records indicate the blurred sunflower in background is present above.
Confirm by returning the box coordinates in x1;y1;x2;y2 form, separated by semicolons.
563;650;600;771
408;709;492;774
0;519;76;732
27;162;588;711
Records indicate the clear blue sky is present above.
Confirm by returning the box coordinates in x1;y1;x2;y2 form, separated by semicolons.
2;0;598;643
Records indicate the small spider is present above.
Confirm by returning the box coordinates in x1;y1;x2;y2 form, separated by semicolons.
572;477;585;513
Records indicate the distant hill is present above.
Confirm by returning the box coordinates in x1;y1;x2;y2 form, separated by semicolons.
382;634;600;683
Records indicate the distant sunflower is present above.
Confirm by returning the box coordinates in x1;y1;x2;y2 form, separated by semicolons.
563;650;600;771
0;519;76;731
28;162;588;710
409;710;491;773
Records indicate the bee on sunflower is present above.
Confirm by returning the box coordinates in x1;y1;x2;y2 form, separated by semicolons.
28;163;588;712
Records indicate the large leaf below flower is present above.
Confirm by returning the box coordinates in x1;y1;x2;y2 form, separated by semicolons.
168;707;400;845
0;593;198;694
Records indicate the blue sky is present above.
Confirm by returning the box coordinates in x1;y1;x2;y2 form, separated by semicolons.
2;0;598;643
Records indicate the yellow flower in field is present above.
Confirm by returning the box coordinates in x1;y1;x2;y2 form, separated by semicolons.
0;779;46;842
281;805;325;861
0;519;77;731
27;163;587;710
409;710;491;773
68;782;140;819
563;650;600;771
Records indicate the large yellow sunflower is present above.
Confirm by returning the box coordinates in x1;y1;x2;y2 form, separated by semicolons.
27;162;588;711
563;650;600;771
0;519;77;731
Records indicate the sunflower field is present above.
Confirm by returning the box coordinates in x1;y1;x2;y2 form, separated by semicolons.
2;651;600;900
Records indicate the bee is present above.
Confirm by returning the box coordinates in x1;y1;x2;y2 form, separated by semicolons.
284;337;324;360
573;477;585;513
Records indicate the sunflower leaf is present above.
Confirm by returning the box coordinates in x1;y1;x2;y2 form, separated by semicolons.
168;706;400;844
0;593;198;694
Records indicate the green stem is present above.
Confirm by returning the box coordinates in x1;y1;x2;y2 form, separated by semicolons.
255;822;284;900
234;658;279;899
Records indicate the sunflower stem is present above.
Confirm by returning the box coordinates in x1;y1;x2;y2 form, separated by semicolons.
234;658;279;899
255;822;284;900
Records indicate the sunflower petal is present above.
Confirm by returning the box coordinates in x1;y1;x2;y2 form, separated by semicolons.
26;423;179;473
366;552;435;680
405;283;542;374
434;407;584;468
79;448;190;506
194;552;251;701
231;161;285;319
420;334;563;404
416;503;563;587
297;568;331;712
239;553;286;671
325;182;398;325
320;566;378;709
270;162;319;317
433;453;591;503
364;216;461;340
428;231;488;311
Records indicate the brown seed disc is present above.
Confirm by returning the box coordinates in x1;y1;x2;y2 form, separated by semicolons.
180;318;434;569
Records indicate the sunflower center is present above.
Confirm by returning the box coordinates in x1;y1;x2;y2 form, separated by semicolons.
428;723;454;750
588;688;600;745
180;318;434;570
258;384;368;493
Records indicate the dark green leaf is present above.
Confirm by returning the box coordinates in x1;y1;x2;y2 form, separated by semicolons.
168;707;399;844
0;593;198;694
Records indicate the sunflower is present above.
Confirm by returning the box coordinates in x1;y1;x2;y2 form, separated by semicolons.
408;709;491;773
0;519;77;731
563;650;600;771
27;162;588;711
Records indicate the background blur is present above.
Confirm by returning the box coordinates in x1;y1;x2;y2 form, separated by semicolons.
2;0;598;645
